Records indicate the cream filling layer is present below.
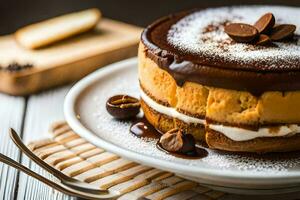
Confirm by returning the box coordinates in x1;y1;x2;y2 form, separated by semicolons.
208;124;299;141
140;89;299;141
140;89;205;124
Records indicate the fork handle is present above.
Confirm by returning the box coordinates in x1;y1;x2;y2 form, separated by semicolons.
0;153;88;198
9;128;73;181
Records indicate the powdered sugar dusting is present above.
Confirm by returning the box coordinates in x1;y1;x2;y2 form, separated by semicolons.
77;63;300;175
167;6;300;70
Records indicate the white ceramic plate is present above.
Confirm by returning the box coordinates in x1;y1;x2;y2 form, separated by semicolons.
64;58;300;195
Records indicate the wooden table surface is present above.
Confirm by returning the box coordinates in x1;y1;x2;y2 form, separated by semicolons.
1;84;300;200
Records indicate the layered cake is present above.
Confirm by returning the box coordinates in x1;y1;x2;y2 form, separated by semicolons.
138;6;300;153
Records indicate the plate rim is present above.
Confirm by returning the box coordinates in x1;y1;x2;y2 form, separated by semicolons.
64;57;300;185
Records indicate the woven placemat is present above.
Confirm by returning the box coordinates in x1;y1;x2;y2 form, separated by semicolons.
27;122;227;200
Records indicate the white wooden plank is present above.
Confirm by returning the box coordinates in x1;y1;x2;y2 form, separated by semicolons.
17;85;75;200
0;93;25;200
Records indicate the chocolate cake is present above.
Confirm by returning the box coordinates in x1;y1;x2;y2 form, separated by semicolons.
138;6;300;153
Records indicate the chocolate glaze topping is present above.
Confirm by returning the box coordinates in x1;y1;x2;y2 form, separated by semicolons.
141;6;300;95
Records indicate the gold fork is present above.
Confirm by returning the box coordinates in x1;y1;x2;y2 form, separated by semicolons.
9;128;120;199
0;152;119;199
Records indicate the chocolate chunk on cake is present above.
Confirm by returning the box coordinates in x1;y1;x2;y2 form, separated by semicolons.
138;6;300;153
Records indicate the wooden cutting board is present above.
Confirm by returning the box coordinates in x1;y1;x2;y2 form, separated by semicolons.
0;18;142;96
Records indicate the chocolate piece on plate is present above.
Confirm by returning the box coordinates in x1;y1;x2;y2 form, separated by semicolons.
106;95;140;119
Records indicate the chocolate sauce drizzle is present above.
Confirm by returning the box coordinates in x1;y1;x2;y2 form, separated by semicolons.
141;9;300;96
156;142;208;159
130;117;161;139
130;117;208;159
